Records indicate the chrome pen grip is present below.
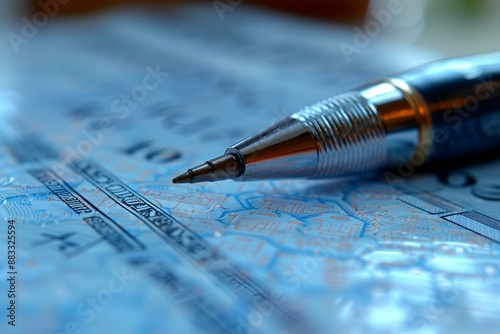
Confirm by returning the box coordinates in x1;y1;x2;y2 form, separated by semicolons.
292;93;387;178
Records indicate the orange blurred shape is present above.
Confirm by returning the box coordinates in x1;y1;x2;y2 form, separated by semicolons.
32;0;368;22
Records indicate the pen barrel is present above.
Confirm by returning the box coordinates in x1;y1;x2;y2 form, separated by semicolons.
228;53;500;181
292;51;500;179
396;52;500;163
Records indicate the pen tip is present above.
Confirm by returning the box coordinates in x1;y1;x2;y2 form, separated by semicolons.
172;170;194;184
172;153;243;184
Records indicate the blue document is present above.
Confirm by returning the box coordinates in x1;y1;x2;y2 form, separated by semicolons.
0;4;499;334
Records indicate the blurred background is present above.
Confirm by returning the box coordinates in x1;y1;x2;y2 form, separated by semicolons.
1;0;499;56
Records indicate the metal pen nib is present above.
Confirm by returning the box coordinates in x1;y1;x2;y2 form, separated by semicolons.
172;153;243;184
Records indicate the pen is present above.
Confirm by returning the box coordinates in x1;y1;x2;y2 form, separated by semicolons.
173;52;500;184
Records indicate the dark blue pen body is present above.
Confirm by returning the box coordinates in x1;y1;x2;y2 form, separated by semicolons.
399;52;500;162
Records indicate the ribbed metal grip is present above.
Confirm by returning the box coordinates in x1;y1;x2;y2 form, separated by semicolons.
292;92;387;178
